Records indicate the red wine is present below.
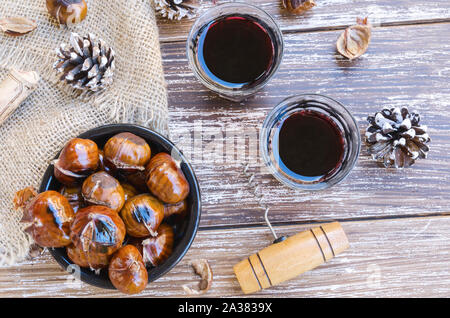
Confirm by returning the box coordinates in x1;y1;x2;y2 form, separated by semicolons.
197;15;275;87
275;110;345;181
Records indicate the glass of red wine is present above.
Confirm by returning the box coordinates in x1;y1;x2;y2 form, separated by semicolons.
260;94;361;190
187;3;284;102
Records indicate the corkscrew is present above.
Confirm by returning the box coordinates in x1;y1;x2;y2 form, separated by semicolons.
235;163;349;294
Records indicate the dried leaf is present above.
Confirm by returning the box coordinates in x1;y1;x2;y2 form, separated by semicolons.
182;259;213;295
0;17;37;36
336;17;371;60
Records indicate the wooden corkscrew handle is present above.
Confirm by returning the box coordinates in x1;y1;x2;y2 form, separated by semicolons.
233;221;349;294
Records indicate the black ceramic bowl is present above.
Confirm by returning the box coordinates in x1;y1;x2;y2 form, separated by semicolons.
39;124;201;289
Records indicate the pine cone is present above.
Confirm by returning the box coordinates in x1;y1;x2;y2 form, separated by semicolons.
153;0;199;20
53;33;115;92
365;107;431;168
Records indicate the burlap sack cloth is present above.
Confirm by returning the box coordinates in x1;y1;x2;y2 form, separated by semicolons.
0;0;169;265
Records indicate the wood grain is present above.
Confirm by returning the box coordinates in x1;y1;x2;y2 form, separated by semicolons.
163;22;450;227
155;0;450;42
0;216;448;297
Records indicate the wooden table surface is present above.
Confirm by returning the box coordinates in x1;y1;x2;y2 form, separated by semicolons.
1;1;450;297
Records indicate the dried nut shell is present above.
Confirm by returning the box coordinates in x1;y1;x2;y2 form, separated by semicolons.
282;0;315;14
108;245;148;295
337;17;372;60
182;259;213;295
0;17;37;36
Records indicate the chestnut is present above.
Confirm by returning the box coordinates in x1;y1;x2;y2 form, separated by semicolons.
82;171;125;212
67;244;109;270
103;132;151;174
60;185;85;213
142;223;174;267
125;170;149;193
121;183;138;202
46;0;88;25
97;149;113;174
108;245;148;295
120;194;164;237
14;189;74;247
145;153;190;204
70;205;126;260
53;138;99;186
164;199;187;220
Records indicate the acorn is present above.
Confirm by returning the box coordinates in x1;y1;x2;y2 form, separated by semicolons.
46;0;88;25
120;194;164;238
82;171;125;212
53;138;99;186
145;153;190;204
103;133;151;174
70;205;126;260
142;223;174;267
108;245;148;295
14;188;74;247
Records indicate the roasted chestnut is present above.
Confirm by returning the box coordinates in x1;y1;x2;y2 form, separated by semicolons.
70;205;126;260
108;245;148;295
120;194;164;237
60;185;85;213
46;0;88;25
121;183;138;202
125;171;148;193
14;188;74;247
97;149;113;174
82;171;125;212
145;153;190;204
142;224;174;267
104;132;151;173
164;200;187;220
53;138;99;186
67;244;109;270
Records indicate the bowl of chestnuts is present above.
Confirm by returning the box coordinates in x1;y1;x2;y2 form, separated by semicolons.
14;124;201;294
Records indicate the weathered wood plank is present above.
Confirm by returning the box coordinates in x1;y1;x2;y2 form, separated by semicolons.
0;216;448;297
155;0;450;42
162;22;450;227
